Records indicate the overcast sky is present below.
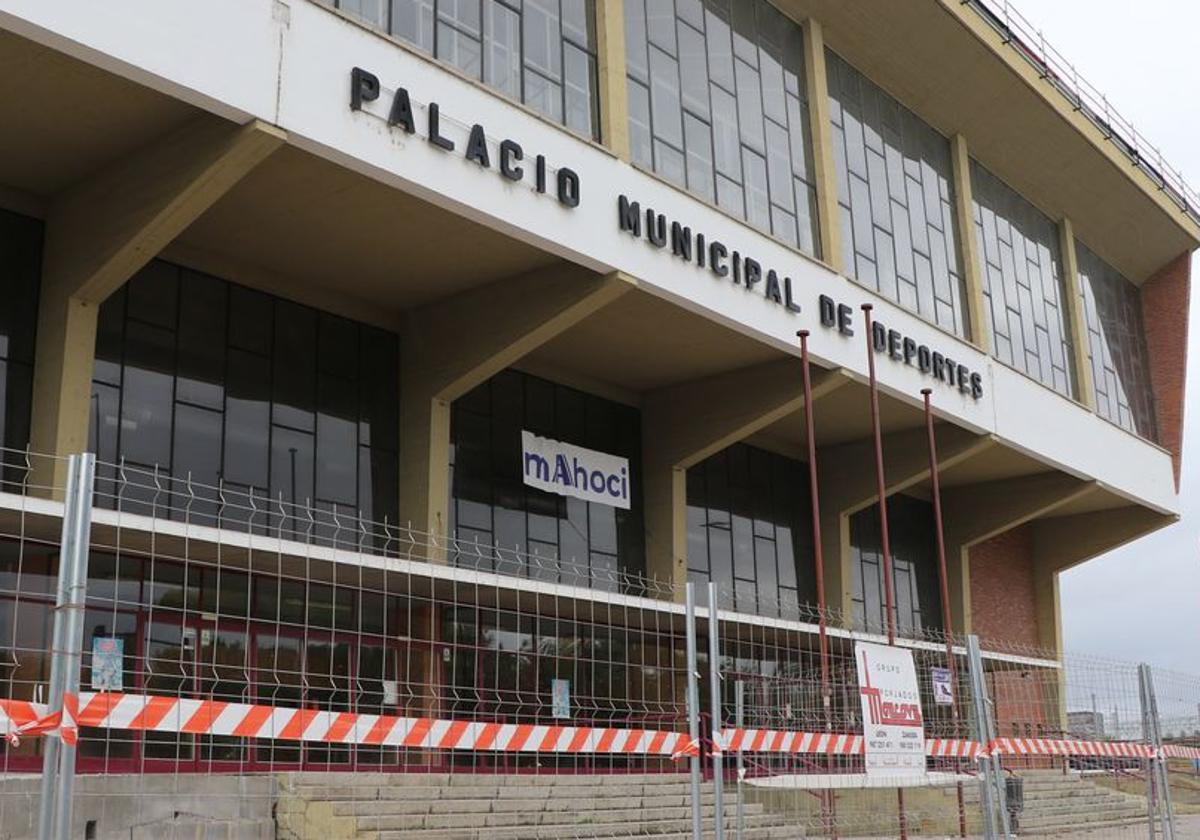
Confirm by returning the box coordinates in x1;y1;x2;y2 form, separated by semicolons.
1022;0;1200;673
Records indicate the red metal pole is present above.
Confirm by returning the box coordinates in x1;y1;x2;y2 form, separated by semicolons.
923;388;967;838
860;305;898;645
861;304;905;839
798;330;837;838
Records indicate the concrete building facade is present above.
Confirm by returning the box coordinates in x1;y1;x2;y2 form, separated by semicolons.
0;0;1194;776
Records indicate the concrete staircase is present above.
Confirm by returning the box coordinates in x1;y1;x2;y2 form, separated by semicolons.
974;769;1151;835
276;772;801;839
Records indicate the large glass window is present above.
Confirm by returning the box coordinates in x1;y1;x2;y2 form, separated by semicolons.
686;443;813;619
624;0;820;256
449;369;644;589
827;50;967;337
850;495;941;637
1076;242;1157;439
971;161;1076;398
89;260;400;539
0;209;41;476
322;0;599;140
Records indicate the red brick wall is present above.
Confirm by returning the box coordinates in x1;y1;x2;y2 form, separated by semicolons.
968;525;1038;649
971;526;1058;752
1141;252;1191;488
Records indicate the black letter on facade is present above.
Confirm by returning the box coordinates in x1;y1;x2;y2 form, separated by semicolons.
872;322;887;353
646;210;667;247
617;196;641;236
743;258;762;291
957;365;970;393
536;155;547;192
837;304;854;336
500;140;524;180
819;295;836;327
902;337;917;365
387;88;415;132
765;270;782;304
557;168;580;207
350;67;380;111
932;352;945;380
427;103;455;151
917;345;932;372
670;222;692;260
970;372;984;400
710;242;729;276
784;277;802;313
465;124;490;168
696;234;706;268
887;329;902;360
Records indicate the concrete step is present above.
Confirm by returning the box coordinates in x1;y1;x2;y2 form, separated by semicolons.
1017;806;1151;831
334;795;759;818
354;803;771;831
364;815;798;840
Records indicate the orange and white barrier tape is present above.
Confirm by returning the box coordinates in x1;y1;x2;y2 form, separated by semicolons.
2;695;1186;765
1;692;690;757
717;728;1155;761
987;737;1152;759
1159;744;1200;760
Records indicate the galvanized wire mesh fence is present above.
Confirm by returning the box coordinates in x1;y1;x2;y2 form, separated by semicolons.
0;449;1194;839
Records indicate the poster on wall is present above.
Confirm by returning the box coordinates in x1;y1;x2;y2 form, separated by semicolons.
551;679;571;719
855;641;925;776
521;430;631;509
91;637;124;691
931;666;954;705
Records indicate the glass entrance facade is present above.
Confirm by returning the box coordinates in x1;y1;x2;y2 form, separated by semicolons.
850;494;943;636
685;442;814;619
448;369;645;588
88;260;400;539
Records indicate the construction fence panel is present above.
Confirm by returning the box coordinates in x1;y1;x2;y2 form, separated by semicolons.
0;450;1195;839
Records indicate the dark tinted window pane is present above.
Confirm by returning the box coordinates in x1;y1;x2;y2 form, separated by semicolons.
272;302;316;431
176;270;226;409
228;285;272;356
126;260;178;329
120;321;175;468
0;209;43;366
316;374;358;505
224;349;271;488
849;495;942;635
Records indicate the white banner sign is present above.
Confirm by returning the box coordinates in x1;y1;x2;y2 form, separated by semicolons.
521;431;631;509
855;642;926;776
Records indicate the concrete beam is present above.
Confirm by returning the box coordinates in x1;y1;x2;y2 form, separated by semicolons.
641;362;850;589
802;19;843;271
398;266;632;558
1031;504;1175;660
942;472;1095;635
595;0;631;161
29;116;285;494
818;425;994;621
950;134;989;352
1058;217;1096;409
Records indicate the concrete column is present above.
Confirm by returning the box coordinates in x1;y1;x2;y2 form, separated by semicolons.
816;425;993;622
642;361;850;594
29;116;286;495
940;472;1095;635
1058;217;1096;408
398;266;632;561
595;0;631;160
801;19;843;271
949;134;989;352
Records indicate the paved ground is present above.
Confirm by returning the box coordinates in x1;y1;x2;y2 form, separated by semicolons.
835;815;1200;838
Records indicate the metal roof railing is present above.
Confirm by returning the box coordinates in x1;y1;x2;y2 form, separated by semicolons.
965;0;1200;226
